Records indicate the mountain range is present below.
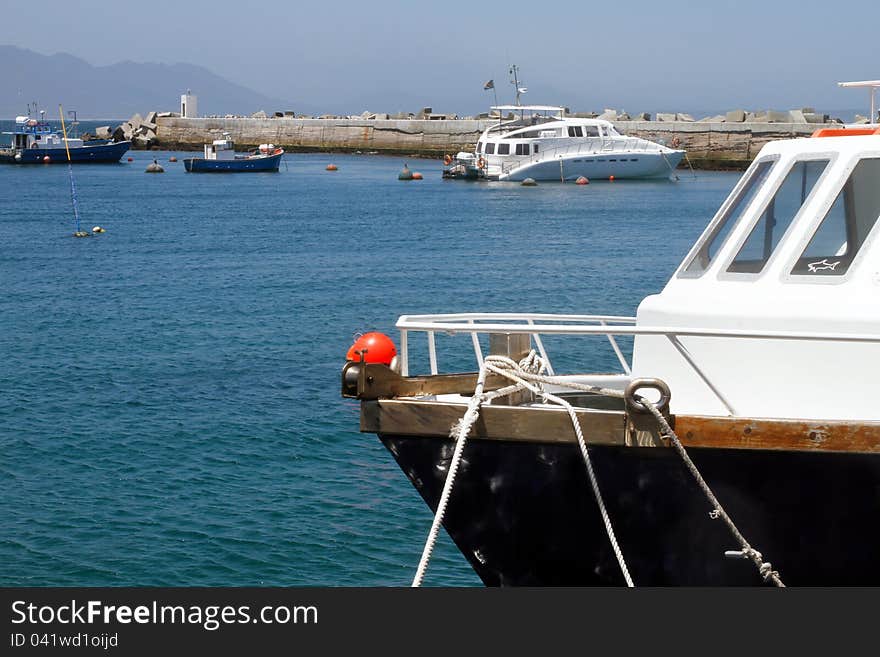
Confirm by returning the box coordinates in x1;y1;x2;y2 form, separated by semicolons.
0;45;313;119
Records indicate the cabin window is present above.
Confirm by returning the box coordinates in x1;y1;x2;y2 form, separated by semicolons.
533;144;539;153
519;130;541;138
567;126;584;138
791;157;880;276
515;143;530;155
485;142;495;154
477;141;483;153
727;159;830;273
682;159;775;275
584;126;599;137
497;143;510;155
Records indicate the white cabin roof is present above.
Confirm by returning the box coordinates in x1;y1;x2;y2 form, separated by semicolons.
492;105;565;113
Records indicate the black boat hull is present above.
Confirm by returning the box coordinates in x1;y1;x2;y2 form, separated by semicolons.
381;435;880;585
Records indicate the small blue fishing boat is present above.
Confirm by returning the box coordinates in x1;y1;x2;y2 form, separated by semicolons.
183;136;284;172
0;112;131;164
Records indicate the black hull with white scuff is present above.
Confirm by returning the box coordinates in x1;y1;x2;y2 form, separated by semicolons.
381;435;880;586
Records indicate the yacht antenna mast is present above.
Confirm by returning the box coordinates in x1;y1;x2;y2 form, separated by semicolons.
509;64;522;106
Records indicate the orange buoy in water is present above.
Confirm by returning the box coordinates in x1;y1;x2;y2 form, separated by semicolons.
609;175;615;181
127;157;133;162
443;154;452;165
576;176;589;185
412;172;423;180
42;155;51;163
169;156;178;162
346;332;397;365
326;164;338;171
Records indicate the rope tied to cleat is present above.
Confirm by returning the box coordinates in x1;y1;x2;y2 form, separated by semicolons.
411;351;785;587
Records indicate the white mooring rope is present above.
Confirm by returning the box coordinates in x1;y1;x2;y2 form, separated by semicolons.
411;351;785;587
412;352;633;587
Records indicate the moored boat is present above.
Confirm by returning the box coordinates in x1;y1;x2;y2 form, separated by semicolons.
0;112;130;164
183;136;284;172
342;125;880;586
474;105;684;182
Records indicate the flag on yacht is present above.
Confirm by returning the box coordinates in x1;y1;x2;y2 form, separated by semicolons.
483;79;494;90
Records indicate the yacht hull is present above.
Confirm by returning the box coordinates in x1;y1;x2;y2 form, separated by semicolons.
380;434;880;585
497;150;684;182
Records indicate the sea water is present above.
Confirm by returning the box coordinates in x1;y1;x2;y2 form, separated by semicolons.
0;148;739;585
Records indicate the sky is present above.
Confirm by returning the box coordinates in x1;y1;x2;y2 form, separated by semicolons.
2;0;877;117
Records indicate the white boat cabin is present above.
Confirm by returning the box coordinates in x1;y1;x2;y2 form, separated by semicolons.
633;127;880;420
9;116;82;149
204;137;236;160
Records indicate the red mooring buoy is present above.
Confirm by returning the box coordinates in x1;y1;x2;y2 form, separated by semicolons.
346;332;397;365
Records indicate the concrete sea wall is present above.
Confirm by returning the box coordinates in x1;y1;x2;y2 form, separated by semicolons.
154;117;832;169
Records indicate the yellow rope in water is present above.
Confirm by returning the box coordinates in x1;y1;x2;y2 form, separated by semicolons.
59;104;72;162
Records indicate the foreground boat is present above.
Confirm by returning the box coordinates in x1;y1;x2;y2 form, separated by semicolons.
344;125;880;585
183;136;283;172
0;113;130;164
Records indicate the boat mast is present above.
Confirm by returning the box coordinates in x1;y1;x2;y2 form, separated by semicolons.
509;64;525;121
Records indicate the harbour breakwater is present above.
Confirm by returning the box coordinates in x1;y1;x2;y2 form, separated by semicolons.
149;116;833;169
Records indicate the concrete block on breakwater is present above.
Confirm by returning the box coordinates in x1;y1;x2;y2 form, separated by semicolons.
152;116;834;169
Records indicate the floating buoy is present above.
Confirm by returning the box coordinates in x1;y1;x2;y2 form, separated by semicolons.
92;226;105;234
14;153;22;161
169;156;177;162
145;159;164;173
346;332;397;365
42;155;51;163
127;157;133;162
398;163;413;180
73;231;91;238
521;177;537;186
412;172;423;180
326;164;338;171
609;175;615;181
576;176;589;185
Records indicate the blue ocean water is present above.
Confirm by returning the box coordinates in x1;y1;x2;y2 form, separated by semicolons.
0;148;740;586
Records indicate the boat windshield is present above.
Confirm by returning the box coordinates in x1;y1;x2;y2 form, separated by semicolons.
791;157;880;276
681;159;775;276
726;159;830;274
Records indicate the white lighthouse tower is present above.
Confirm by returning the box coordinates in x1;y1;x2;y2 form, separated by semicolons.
180;89;198;118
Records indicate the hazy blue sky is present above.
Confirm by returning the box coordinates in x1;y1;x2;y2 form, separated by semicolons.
4;0;877;115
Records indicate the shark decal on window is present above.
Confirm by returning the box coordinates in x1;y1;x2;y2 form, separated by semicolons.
807;258;841;273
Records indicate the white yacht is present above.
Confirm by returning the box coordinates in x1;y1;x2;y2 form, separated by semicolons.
472;105;685;182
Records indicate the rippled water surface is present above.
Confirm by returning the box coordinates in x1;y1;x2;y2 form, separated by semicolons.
0;146;740;585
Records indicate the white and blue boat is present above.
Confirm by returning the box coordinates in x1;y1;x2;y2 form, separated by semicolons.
183;136;284;172
0;112;130;164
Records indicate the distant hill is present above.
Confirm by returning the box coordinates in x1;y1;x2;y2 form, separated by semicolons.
0;45;310;119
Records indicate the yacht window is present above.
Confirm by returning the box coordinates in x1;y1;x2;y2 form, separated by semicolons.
584;126;599;137
485;142;495;154
533;144;539;153
727;159;830;274
515;143;530;155
567;126;584;138
477;141;483;153
682;159;775;275
497;143;510;155
519;130;541;138
791;157;880;276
